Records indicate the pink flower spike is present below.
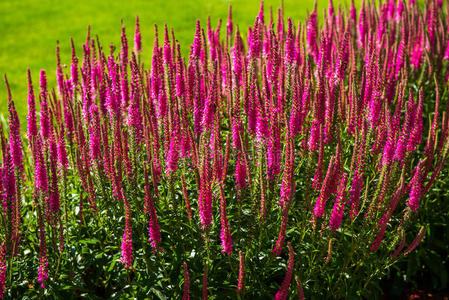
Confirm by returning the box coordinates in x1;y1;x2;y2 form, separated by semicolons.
274;242;294;300
26;69;37;139
407;161;424;212
0;243;6;298
134;15;142;53
329;173;348;231
314;157;335;218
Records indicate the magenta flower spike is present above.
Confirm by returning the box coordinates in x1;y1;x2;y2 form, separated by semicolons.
334;29;349;82
381;126;395;167
49;133;60;214
176;44;186;99
89;105;101;159
407;88;424;152
193;20;202;60
227;5;233;40
314;157;335;218
4;77;24;175
193;76;205;137
56;45;65;96
407;161;424;212
39;70;50;140
232;27;244;85
285;18;296;65
308;119;320;151
37;255;48;288
350;0;357;23
134;15;142;53
396;0;405;22
166;134;180;175
219;185;232;255
26;69;38;139
267;120;281;180
349;171;363;219
395;37;406;78
120;197;133;270
328;0;335;18
120;25;129;72
35;137;49;194
128;58;144;141
387;0;396;21
279;141;295;207
329;173;348;231
70;38;79;87
202;72;217;131
370;182;405;252
377;4;387;46
306;6;318;58
163;24;173;67
258;1;265;25
4;152;16;214
272;207;289;256
148;194;161;253
57;128;69;170
274;242;294;300
358;0;367;47
199;159;213;229
427;5;437;48
249;17;262;59
256;100;269;140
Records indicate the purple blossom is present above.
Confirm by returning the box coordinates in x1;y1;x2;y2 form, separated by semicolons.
199;163;213;229
37;255;48;288
219;185;232;255
285;18;295;65
314;157;335;218
0;243;6;297
329;173;348;231
89;105;101;161
306;8;318;57
26;69;38;139
39;70;50;140
166;135;180;175
308;119;320;151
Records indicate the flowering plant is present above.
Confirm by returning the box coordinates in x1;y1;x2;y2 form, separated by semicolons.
1;0;449;298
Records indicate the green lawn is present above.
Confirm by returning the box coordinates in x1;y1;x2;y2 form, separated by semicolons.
0;0;346;123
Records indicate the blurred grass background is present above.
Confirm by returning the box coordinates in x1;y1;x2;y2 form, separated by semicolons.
0;0;350;122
